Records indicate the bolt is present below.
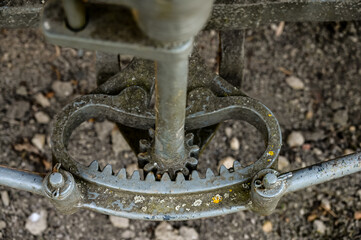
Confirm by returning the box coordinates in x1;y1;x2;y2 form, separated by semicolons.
49;172;65;189
263;173;278;189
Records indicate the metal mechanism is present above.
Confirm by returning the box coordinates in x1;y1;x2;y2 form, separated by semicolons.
0;0;360;221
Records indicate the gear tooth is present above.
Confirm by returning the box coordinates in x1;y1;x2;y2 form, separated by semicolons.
88;160;99;171
189;146;200;157
185;133;194;146
116;168;127;179
233;161;242;170
145;172;155;181
176;172;185;182
144;162;156;172
161;173;171;182
102;164;113;175
187;157;198;168
191;170;200;180
131;170;140;180
139;139;150;152
219;165;228;175
181;168;189;176
206;168;215;178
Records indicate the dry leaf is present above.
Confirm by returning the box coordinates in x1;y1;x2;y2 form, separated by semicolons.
46;92;55;99
278;67;293;75
307;214;317;222
275;21;285;37
14;142;39;154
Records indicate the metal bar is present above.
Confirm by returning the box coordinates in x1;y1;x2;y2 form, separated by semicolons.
154;59;188;167
2;0;361;29
0;166;45;196
219;30;245;88
285;152;361;194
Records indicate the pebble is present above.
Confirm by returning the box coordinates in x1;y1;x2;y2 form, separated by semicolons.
34;93;50;108
0;221;6;230
25;210;47;236
155;222;183;240
321;198;331;211
225;127;232;138
287;131;305;147
218;156;236;170
286;76;304;90
109;215;129;229
278;156;290;171
31;134;46;151
121;230;136;239
313;220;326;235
354;211;361;220
230;137;240;150
1;191;10;207
313;148;323;156
126;163;139;176
16;86;28;96
52;81;73;98
262;221;273;233
34;111;50;124
179;226;199;240
333;110;348;127
111;128;131;155
95;121;114;142
343;149;354;155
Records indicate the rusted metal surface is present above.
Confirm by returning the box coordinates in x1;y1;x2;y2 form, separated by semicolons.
2;0;361;29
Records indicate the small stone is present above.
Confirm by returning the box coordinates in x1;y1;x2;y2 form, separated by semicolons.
343;149;354;155
218;156;235;170
95;120;114;142
25;210;47;236
109;216;129;229
349;126;356;133
0;220;6;230
34;93;50;108
126;163;139;176
278;156;290;171
262;221;273;233
34;111;50;124
354;211;361;220
313;220;326;235
179;227;199;240
333;110;348;127
286;76;304;90
1;191;10;207
287;131;305;147
225;127;232;138
155;222;183;240
121;230;135;239
31;134;46;151
52;81;73;98
313;148;323;156
16;86;28;96
111;128;131;155
230;137;240;150
321;198;331;211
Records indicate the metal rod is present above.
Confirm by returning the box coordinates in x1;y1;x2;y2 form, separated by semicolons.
0;166;45;196
154;58;188;163
62;0;86;30
285;152;361;194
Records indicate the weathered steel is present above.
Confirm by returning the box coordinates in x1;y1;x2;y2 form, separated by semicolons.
2;0;361;29
0;166;45;196
219;30;245;87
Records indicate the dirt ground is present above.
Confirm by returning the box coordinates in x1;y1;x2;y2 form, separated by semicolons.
0;20;361;239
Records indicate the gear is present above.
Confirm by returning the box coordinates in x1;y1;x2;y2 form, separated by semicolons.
137;130;200;179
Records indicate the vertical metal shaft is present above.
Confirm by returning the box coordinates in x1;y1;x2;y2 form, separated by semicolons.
154;58;188;163
62;0;86;30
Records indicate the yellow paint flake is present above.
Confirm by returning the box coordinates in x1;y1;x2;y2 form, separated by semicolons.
268;151;274;156
212;194;223;204
268;114;272;117
267;159;271;162
229;189;232;192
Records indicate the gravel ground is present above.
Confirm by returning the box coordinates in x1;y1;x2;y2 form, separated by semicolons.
0;21;361;239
